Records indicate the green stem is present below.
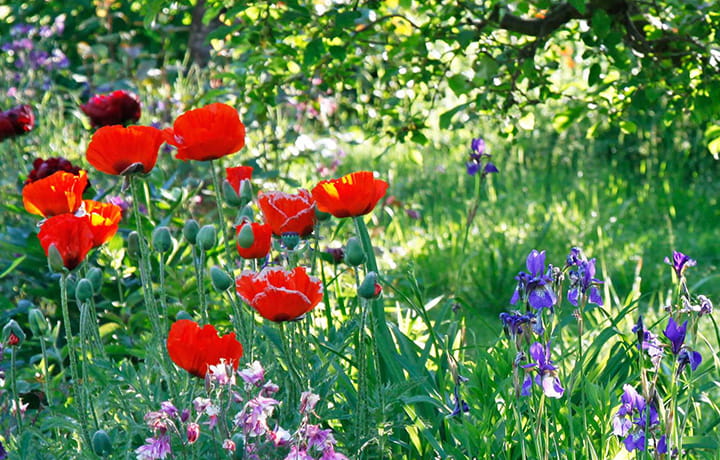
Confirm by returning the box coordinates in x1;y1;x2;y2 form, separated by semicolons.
38;334;52;407
79;302;100;432
10;346;23;434
196;249;208;323
209;159;235;268
158;253;169;333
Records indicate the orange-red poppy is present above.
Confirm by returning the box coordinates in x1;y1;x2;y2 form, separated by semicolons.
23;170;88;217
311;171;388;218
226;165;254;194
37;214;95;270
235;266;323;322
86;125;164;175
83;200;123;247
235;222;272;260
257;189;316;237
164;103;246;161
167;319;244;378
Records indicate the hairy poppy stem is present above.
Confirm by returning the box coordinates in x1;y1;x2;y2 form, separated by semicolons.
10;346;23;435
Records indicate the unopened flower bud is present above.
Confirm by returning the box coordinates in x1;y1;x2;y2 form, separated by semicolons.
152;226;173;253
237;223;255;249
180;408;190;422
183;219;200;244
222;179;244;206
75;278;95;303
344;237;366;266
239;179;253;204
28;308;49;336
210;266;233;292
127;231;140;259
281;232;300;251
3;320;26;347
176;310;193;321
186;422;200;444
237;205;254;223
358;271;381;299
91;429;112;457
47;243;66;273
87;267;103;294
197;225;217;252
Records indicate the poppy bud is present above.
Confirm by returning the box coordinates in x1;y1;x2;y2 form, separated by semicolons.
281;232;300;251
28;308;49;336
210;266;233;292
222;179;244;206
75;278;95;303
183;219;200;244
237;223;255;249
237;205;254;223
47;243;66;273
127;231;140;259
315;208;332;222
358;271;382;299
176;310;193;321
152;226;173;253
87;267;103;294
239;179;253;204
231;433;245;460
344;237;366;266
91;429;113;457
197;225;217;251
3;320;25;347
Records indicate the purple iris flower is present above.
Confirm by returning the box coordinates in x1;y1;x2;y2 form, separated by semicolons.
567;257;603;307
466;137;498;176
471;137;485;156
632;317;664;366
664;250;696;279
484;162;499;174
521;342;564;398
511;250;558;310
466;161;480;176
448;380;470;417
499;311;536;339
663;317;687;355
613;384;665;453
677;349;702;373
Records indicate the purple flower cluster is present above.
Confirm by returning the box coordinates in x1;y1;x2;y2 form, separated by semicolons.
612;385;667;454
565;247;603;307
466;137;499;176
510;250;558;311
664;250;696;279
2;17;68;72
632;316;664;367
664;318;702;374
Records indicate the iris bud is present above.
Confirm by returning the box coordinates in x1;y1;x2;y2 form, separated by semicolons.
152;226;173;253
344;237;366;266
183;219;200;245
197;225;217;251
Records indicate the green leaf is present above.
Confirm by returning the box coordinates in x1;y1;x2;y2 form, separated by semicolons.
569;0;586;14
303;38;325;67
518;112;535;131
588;62;601;86
619;120;637;134
592;9;612;38
334;10;361;30
447;74;469;96
439;102;470;129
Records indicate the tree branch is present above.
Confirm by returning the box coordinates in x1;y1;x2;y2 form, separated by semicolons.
495;3;584;37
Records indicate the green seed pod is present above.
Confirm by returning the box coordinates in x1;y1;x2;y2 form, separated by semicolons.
222;179;244;206
75;278;95;303
344;237;366;267
152;226;173;253
127;231;140;259
210;266;233;292
239;179;254;205
197;225;217;252
231;433;245;460
237;223;255;249
28;308;49;336
176;310;193;321
281;232;300;251
183;219;200;245
91;429;113;457
315;208;331;222
358;271;381;299
87;267;103;294
47;243;66;273
3;319;26;347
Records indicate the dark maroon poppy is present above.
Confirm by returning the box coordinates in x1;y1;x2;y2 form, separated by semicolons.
0;104;35;141
80;90;141;128
25;157;85;186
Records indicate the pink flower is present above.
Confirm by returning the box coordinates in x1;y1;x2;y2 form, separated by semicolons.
135;434;171;460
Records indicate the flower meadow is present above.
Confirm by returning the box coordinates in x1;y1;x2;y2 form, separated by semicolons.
0;84;719;460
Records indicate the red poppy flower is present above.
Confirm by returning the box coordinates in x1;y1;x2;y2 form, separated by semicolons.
25;157;86;187
235;222;272;259
22;170;88;217
38;214;95;270
226;165;254;194
235;266;323;322
164;103;246;161
84;200;123;247
167;319;244;378
0;104;34;141
86;125;164;175
257;189;316;237
80;90;141;128
311;171;389;218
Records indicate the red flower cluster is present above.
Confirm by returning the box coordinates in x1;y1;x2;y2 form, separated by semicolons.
311;171;388;218
257;189;316;237
0;104;34;141
236;267;323;322
164;103;246;161
167;319;244;378
80;90;141;128
226;165;253;194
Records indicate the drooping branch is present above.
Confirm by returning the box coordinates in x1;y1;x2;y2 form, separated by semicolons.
495;2;584;37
